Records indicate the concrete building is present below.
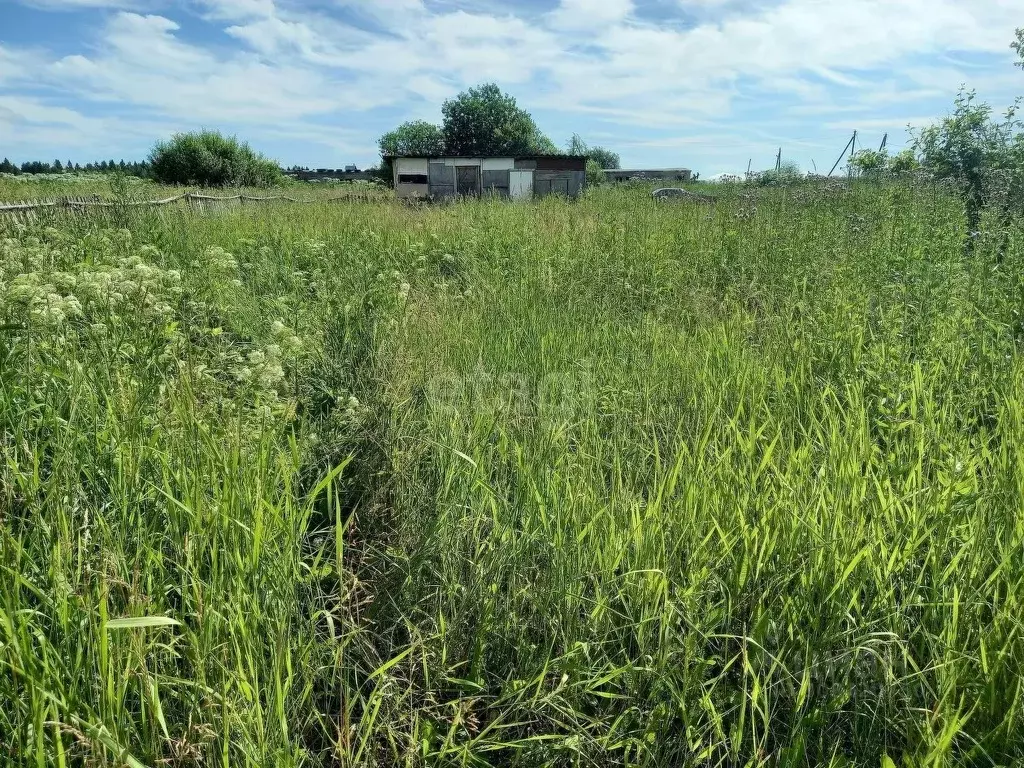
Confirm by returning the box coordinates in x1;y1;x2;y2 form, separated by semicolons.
388;155;587;201
604;168;692;183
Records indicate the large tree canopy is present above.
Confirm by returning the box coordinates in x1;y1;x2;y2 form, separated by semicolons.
566;135;621;170
375;84;622;188
441;84;553;157
378;120;446;158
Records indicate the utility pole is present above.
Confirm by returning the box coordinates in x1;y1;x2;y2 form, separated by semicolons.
878;133;888;152
847;130;858;178
746;158;752;178
829;130;857;176
776;147;782;172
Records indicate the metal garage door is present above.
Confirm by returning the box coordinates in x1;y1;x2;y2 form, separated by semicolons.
456;166;480;196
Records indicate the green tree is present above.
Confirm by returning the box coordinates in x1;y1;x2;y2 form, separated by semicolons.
888;149;920;175
149;130;281;187
589;147;621;170
378;120;446;158
848;148;920;178
1013;27;1023;68
567;133;588;156
750;160;803;186
0;158;17;174
567;134;620;168
441;83;553;156
532;133;558;155
912;88;1024;240
847;149;888;177
53;159;63;172
377;120;446;186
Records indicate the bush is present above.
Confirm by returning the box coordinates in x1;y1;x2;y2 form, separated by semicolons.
848;149;921;179
149;131;281;187
912;88;1024;240
748;160;804;186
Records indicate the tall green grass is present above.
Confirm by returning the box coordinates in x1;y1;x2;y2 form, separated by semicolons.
2;182;1023;766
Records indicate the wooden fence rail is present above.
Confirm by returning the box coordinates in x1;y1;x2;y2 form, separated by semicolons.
0;191;385;214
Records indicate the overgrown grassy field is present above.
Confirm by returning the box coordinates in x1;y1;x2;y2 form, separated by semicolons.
2;182;1023;767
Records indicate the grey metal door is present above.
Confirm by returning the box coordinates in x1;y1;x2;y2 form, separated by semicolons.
456;166;480;196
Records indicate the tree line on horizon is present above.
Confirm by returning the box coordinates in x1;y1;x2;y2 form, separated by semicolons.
0;157;153;177
2;83;624;188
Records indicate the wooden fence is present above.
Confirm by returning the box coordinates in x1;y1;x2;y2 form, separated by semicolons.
0;191;387;221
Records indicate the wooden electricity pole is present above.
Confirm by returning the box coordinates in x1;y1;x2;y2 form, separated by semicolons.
828;130;857;176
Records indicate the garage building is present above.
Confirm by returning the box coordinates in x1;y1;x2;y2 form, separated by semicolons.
388;155;587;201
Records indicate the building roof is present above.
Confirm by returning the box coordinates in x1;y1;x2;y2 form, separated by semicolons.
385;154;589;161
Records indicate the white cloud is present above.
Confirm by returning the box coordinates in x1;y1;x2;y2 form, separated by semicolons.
0;46;27;84
14;0;145;8
548;0;634;30
196;0;276;20
0;94;168;156
42;13;371;122
1;0;1022;170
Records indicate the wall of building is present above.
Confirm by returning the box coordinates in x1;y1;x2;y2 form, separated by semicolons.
394;157;430;198
393;157;587;200
534;169;586;198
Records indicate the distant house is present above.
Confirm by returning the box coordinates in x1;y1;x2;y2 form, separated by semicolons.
388;155;587;201
604;168;692;183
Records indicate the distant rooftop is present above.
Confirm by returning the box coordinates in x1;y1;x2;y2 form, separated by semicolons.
385;154;589;161
606;168;691;173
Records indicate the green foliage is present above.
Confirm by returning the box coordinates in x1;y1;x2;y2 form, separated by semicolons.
532;132;559;155
566;132;588;156
588;146;621;170
377;84;563;164
149;130;281;187
0;157;17;174
848;149;888;177
749;159;803;186
441;83;554;156
912;88;1024;235
585;158;605;185
848;148;920;178
888;148;920;175
1013;27;1023;68
378;120;447;185
566;134;621;169
378;120;446;158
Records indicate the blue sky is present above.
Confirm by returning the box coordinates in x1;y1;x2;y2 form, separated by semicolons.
0;0;1021;176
